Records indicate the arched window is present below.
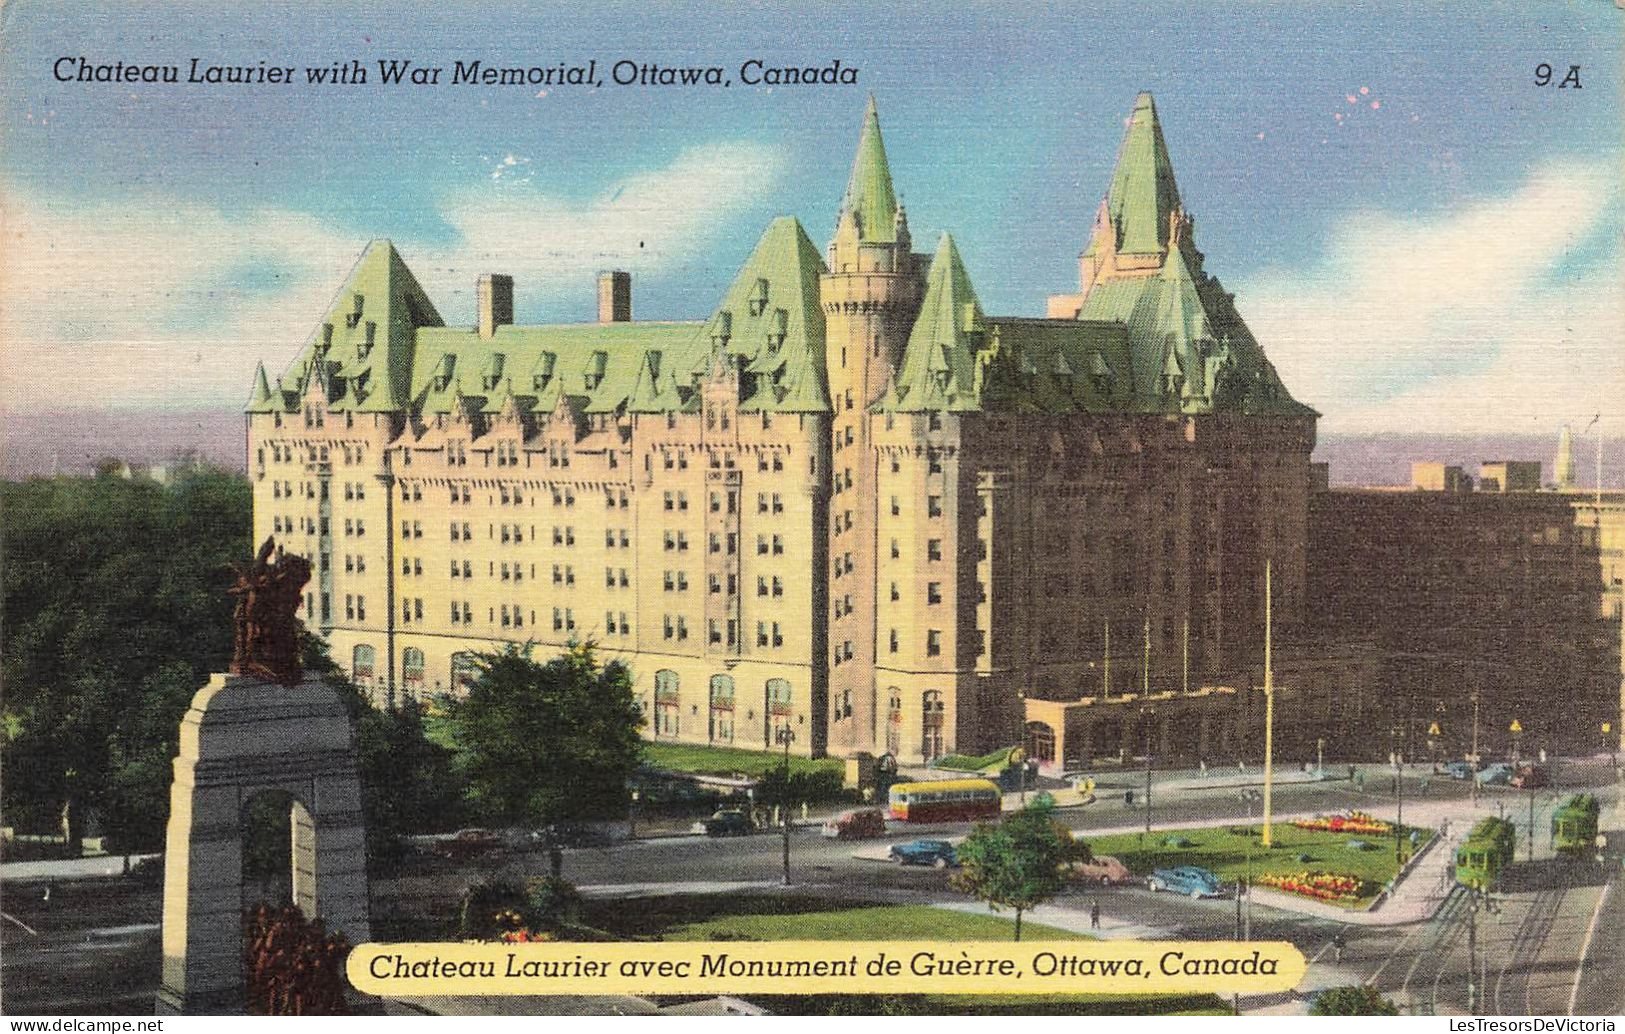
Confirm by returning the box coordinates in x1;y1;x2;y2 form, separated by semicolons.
921;690;946;762
351;645;376;690
764;678;792;746
450;652;479;697
654;670;680;737
709;675;735;744
402;648;425;700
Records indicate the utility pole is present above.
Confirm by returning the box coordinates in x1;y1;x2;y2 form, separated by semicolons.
1103;617;1111;698
776;725;794;886
1470;691;1481;808
1140;704;1157;847
1261;558;1276;848
1466;891;1479;1012
1527;783;1536;862
1183;614;1190;696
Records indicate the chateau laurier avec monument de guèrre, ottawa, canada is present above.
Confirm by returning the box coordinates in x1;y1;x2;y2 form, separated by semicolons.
244;94;1619;771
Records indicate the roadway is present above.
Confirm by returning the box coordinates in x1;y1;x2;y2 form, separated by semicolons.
3;764;1619;1016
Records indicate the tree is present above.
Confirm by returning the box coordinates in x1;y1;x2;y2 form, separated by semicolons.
950;798;1083;941
443;642;643;862
1;468;249;854
1310;985;1399;1016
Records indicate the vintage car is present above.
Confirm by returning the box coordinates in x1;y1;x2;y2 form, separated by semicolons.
1069;854;1134;886
433;828;505;859
693;809;756;837
1147;865;1224;898
821;808;888;840
889;839;958;868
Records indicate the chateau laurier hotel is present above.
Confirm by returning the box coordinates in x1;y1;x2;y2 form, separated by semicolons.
248;94;1316;762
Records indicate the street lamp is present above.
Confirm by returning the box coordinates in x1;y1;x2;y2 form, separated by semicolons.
628;785;640;841
1389;726;1406;867
1509;718;1523;764
1238;789;1262;942
1466;890;1480;1012
775;725;795;886
1470;691;1482;808
1139;705;1158;848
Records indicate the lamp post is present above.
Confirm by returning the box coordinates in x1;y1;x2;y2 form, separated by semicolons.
775;725;795;886
1261;558;1277;849
1509;718;1523;764
1139;704;1157;848
1390;726;1406;867
628;786;640;841
1470;691;1481;808
1466;890;1480;1012
1239;789;1261;941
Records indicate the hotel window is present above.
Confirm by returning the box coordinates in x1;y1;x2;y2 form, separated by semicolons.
891;539;901;560
345;595;355;621
772;535;784;555
890;582;900;602
891;495;901;517
928;583;943;605
928;450;943;475
928;539;943;562
772;576;783;597
889;629;899;653
928;496;943;518
403;648;424;697
554;608;565;632
927;630;942;657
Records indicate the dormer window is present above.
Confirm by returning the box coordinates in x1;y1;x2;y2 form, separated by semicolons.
358;321;376;359
322;324;334;349
584;351;608;390
711;310;732;350
747;279;768;317
766;308;787;352
346;293;363;329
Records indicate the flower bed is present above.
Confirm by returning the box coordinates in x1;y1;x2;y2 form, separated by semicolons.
1255;870;1369;902
1292;810;1392;836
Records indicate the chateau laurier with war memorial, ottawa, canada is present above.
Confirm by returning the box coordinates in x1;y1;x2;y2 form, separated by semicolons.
245;94;1620;768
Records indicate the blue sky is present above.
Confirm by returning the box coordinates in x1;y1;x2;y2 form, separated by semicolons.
2;0;1619;432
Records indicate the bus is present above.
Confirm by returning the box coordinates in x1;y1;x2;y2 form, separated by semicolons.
1551;794;1600;858
1455;816;1516;891
887;779;1002;823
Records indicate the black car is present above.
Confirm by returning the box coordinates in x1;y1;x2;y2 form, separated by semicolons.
697;809;755;837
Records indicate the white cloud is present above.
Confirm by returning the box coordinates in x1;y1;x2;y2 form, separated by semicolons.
1242;161;1624;434
0;139;783;411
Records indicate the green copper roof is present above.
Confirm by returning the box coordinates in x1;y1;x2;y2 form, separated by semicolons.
245;361;276;413
268;239;445;414
1076;241;1312;417
886;233;985;411
1088;92;1183;258
837;96;900;244
704;216;831;413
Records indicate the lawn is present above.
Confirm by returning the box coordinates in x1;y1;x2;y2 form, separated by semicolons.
1081;822;1431;907
579;894;1228;1016
641;741;847;781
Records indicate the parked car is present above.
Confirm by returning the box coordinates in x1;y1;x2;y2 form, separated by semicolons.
1510;763;1547;789
1477;763;1515;786
1147;865;1224;898
1443;760;1480;780
694;809;755;837
889;839;958;868
822;808;887;840
1070;854;1133;886
434;828;505;859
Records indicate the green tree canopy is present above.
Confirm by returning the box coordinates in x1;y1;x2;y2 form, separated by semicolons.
1;468;249;851
949;798;1086;941
1310;985;1399;1016
443;642;643;842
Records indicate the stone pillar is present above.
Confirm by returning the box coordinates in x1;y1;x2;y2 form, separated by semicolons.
157;672;370;1015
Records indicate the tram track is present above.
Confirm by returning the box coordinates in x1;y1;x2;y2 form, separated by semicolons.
1493;883;1565;1015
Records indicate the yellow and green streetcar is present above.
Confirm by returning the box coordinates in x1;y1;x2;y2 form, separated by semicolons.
1455;816;1516;891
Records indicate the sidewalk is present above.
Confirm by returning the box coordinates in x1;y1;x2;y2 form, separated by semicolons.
1;853;156;882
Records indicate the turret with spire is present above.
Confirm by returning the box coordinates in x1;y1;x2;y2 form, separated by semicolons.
820;96;926;756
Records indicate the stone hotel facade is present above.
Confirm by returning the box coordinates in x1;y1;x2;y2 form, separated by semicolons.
247;94;1316;761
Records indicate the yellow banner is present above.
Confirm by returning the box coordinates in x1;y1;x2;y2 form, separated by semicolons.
348;940;1305;997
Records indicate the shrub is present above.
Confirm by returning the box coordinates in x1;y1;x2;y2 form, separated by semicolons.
1310;985;1399;1016
458;877;530;940
525;876;582;931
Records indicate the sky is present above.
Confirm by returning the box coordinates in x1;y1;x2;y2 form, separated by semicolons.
1;0;1620;434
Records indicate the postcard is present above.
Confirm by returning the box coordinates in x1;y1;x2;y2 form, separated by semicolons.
1;0;1621;1025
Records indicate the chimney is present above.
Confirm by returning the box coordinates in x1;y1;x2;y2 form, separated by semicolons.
598;270;631;324
477;274;514;339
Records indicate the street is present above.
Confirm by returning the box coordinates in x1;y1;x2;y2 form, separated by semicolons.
3;763;1619;1016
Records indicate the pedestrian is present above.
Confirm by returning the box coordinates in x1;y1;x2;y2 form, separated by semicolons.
1332;931;1345;963
1090;899;1101;930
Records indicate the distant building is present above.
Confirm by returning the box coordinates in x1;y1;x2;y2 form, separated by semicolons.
1308;484;1619;757
1478;460;1541;494
1412;462;1472;493
1555;424;1576;490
